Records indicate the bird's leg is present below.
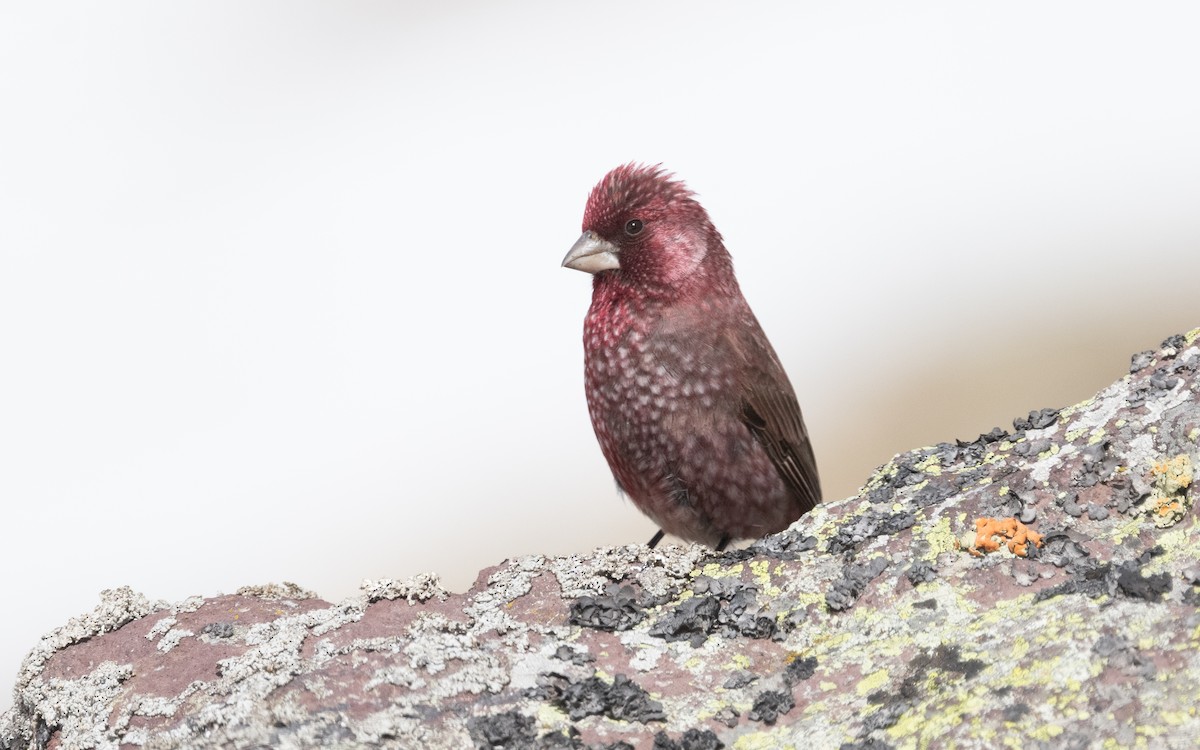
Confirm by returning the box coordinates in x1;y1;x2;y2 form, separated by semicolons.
715;535;731;552
647;530;665;548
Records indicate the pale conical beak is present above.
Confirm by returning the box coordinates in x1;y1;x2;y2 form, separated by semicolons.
562;231;620;274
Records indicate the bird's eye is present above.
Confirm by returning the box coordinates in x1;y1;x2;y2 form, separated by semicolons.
624;219;644;236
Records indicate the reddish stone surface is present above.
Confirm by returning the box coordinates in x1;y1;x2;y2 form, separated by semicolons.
2;332;1199;749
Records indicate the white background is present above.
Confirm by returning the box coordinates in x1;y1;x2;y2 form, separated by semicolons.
2;2;1198;711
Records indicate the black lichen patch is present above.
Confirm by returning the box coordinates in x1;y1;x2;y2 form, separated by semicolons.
1092;634;1158;679
1072;439;1119;489
648;595;720;646
553;645;594;665
468;711;537;749
1106;473;1149;514
1036;547;1172;604
200;622;235;639
888;460;930;489
1116;567;1172;601
865;484;895;505
827;509;916;556
1092;634;1130;658
1130;350;1156;373
891;644;986;705
1060;492;1086;519
861;701;908;734
1001;703;1031;721
750;532;818;560
651;728;725;750
747;689;795;725
911;481;957;509
1150;371;1184;391
1034;562;1111;603
721;585;777;640
534;672;666;724
712;706;740;728
783;655;818;686
1129;346;1197;406
532;728;586;749
1162;333;1188;352
826;557;889;612
1013;408;1061;432
905;562;937;586
1038;532;1090;569
1182;567;1200;606
568;584;646;632
986;488;1025;520
1012;438;1051;458
923;644;984;680
940;428;1011;466
722;670;758;689
649;577;779;647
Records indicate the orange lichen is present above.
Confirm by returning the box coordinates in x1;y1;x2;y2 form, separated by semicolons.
960;517;1044;557
1148;454;1194;527
1156;501;1183;518
1152;455;1193;490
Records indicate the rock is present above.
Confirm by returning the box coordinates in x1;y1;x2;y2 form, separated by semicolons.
3;330;1200;749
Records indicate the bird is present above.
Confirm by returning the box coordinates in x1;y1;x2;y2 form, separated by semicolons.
562;163;821;550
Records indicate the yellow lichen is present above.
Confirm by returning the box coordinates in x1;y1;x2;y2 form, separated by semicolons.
916;458;942;476
748;559;770;582
1009;636;1030;661
1058;399;1088;419
856;668;890;696
700;562;745;578
920;516;958;561
747;559;782;597
791;591;827;609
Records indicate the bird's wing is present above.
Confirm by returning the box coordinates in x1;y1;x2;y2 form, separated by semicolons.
733;326;822;515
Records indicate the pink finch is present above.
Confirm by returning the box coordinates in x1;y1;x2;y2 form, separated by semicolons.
563;164;821;550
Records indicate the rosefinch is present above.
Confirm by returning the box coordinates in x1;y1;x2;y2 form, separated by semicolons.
563;164;821;550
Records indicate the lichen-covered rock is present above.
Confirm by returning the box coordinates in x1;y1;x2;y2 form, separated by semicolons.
3;331;1200;749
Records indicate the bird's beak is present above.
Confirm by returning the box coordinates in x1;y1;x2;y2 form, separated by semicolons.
562;231;620;274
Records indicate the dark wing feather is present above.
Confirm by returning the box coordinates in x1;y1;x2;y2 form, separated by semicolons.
733;325;822;515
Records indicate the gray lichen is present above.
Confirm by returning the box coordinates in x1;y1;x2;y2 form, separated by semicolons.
3;329;1200;749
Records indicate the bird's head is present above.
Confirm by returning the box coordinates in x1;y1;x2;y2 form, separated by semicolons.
562;164;733;296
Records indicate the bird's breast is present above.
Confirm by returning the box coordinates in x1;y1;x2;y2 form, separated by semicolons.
583;309;739;465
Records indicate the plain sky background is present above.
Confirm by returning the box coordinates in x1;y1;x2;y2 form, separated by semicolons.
3;2;1199;711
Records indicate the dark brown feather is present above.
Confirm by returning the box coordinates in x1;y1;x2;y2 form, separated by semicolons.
733;323;822;515
740;393;821;516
